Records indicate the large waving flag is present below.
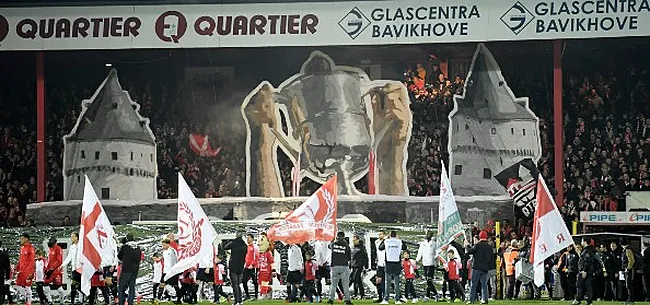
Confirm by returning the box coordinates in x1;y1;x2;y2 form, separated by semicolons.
268;175;338;245
436;162;464;260
530;175;573;287
78;176;117;296
164;173;218;280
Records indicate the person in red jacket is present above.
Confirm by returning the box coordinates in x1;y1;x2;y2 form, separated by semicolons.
45;237;65;304
242;234;259;300
212;256;230;304
401;250;419;302
304;252;318;303
445;249;465;302
16;233;35;305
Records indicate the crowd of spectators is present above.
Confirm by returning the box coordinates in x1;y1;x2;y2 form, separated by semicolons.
0;45;649;227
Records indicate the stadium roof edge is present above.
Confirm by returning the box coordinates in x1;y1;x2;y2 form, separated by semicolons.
0;0;374;8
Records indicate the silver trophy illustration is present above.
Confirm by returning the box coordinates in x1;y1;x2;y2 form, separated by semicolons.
242;51;412;196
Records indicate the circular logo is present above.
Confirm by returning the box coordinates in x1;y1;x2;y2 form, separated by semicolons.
154;11;187;43
0;15;9;43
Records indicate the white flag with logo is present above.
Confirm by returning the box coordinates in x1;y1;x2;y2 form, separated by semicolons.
530;175;574;287
164;173;217;280
78;176;117;295
436;162;464;262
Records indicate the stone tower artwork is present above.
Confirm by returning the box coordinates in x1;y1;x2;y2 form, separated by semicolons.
448;44;541;196
63;69;157;201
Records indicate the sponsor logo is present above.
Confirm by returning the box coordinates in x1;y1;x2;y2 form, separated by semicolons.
339;7;370;39
629;212;650;222
501;1;535;35
155;11;188;43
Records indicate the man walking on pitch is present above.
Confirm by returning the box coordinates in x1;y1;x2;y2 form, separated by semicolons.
117;233;142;305
16;233;35;305
224;231;248;305
465;231;494;304
417;231;439;302
380;231;407;304
329;231;352;305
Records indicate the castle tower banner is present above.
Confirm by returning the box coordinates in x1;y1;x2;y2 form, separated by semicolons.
62;69;158;201
448;44;542;197
241;51;412;196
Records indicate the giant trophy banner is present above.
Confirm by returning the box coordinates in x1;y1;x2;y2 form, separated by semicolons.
241;51;412;196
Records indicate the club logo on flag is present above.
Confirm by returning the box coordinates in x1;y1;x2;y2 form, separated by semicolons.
268;175;337;245
164;173;217;281
177;200;205;260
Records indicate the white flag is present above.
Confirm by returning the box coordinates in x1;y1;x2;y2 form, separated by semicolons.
436;162;464;261
78;176;117;295
531;175;574;287
164;173;217;280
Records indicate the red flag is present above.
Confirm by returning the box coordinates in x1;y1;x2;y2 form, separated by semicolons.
268;176;338;245
368;149;377;195
530;175;573;287
189;134;221;157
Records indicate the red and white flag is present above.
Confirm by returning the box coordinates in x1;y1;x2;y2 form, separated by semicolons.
291;154;301;197
368;149;377;195
268;175;338;245
164;173;217;280
78;176;117;296
530;174;574;287
189;133;221;157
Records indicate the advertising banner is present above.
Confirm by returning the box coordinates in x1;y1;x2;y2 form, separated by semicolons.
580;211;650;225
1;0;649;51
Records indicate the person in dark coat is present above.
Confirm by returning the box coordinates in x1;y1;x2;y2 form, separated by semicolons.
573;238;606;305
0;241;13;305
464;231;494;304
224;231;248;305
117;233;142;305
350;234;368;299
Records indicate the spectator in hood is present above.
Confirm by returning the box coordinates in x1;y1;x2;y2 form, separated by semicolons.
117;233;142;305
464;231;495;304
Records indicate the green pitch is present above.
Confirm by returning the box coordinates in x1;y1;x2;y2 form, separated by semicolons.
129;301;650;305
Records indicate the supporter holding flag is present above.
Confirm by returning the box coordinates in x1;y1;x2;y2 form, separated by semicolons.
61;232;81;304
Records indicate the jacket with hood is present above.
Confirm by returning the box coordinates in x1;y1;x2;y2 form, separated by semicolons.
351;241;368;269
330;236;351;267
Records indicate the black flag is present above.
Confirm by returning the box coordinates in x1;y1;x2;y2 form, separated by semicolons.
494;158;539;219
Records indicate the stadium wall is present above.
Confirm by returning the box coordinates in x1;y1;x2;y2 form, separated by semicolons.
27;195;513;226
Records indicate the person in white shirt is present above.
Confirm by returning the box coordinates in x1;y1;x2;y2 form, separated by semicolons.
101;238;119;303
152;253;163;305
35;250;49;305
375;231;386;303
61;232;81;305
313;240;331;303
379;231;407;304
416;231;439;301
287;244;303;302
160;238;181;304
